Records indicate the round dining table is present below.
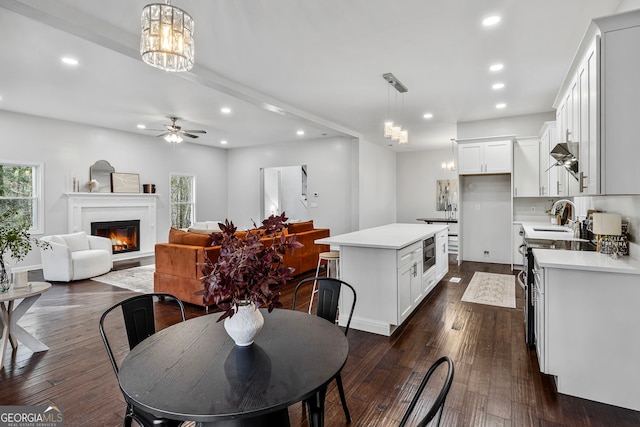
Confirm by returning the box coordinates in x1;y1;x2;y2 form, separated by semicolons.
118;308;349;427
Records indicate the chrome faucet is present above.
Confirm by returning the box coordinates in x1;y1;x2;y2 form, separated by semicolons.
552;199;577;223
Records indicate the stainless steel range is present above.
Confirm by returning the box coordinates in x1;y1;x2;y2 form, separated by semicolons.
519;224;596;347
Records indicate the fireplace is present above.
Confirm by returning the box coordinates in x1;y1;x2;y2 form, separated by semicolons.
91;220;140;254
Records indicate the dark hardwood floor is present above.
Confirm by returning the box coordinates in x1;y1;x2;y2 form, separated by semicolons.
2;257;639;426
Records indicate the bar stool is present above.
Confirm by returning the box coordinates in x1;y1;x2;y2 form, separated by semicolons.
309;251;340;314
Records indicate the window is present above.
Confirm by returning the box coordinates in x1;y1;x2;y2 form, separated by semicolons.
0;161;44;233
170;174;195;229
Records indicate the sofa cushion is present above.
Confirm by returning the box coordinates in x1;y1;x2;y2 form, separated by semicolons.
288;220;314;234
168;228;213;246
62;232;90;252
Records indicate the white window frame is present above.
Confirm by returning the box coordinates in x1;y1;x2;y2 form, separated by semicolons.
0;160;44;234
170;173;196;229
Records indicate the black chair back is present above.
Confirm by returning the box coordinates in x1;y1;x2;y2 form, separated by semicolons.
99;293;186;375
399;356;455;427
292;277;356;335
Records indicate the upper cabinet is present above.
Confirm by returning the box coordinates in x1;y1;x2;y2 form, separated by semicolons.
513;137;539;197
539;122;556;196
554;9;640;195
458;139;512;175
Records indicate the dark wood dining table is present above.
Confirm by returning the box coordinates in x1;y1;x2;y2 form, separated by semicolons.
118;308;349;427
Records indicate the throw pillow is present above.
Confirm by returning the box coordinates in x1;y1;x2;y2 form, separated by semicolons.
169;228;213;246
62;232;90;252
288;220;314;234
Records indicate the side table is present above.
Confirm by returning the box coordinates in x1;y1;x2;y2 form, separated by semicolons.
0;282;51;370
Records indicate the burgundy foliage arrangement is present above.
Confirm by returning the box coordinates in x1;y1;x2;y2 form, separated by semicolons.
201;213;303;321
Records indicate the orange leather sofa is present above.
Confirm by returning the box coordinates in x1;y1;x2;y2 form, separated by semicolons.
154;221;330;308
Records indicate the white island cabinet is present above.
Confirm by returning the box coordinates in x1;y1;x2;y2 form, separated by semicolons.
316;223;448;336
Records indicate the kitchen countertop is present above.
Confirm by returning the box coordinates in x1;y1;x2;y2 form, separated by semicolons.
316;223;448;250
416;218;458;223
532;248;640;275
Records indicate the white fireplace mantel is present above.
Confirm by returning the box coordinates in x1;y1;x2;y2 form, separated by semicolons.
64;192;159;260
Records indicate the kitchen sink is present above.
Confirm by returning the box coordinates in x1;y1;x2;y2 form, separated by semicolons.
532;227;573;232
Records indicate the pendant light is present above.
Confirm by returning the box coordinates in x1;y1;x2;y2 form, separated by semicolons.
382;73;409;144
141;1;195;72
442;138;456;171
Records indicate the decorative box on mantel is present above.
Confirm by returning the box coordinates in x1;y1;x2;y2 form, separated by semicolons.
64;192;159;260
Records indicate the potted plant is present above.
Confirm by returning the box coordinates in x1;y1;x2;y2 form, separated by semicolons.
201;213;303;346
0;209;49;292
545;200;564;225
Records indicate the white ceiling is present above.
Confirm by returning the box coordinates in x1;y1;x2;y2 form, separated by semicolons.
0;0;626;151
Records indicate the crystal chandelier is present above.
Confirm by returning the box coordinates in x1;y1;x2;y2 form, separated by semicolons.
382;73;409;145
141;1;194;72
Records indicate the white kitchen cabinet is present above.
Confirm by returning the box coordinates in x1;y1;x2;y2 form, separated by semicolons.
538;122;556;196
513;137;539;197
458;140;512;175
397;242;423;324
532;250;640;411
554;10;640;195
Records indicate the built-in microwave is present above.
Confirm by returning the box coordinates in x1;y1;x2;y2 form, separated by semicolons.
423;236;436;271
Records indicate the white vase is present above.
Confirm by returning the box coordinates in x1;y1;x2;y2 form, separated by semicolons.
223;302;264;346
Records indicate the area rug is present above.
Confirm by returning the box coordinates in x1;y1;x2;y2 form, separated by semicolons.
91;265;154;293
461;272;516;308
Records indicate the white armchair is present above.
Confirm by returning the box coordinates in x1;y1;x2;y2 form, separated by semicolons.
40;232;113;282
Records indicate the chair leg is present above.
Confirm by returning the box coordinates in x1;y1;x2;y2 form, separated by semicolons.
334;373;351;424
309;258;323;314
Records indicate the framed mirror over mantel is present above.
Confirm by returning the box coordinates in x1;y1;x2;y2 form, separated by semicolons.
89;160;114;193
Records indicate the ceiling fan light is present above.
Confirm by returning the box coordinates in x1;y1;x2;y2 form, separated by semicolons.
164;133;183;143
141;2;194;72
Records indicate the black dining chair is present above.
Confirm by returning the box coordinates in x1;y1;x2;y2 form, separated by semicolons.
99;293;186;427
292;277;357;424
399;356;455;427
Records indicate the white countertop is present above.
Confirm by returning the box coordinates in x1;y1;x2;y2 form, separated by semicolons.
316;223;448;250
533;248;640;275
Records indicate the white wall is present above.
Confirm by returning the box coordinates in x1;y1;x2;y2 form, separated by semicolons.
396;148;458;223
617;0;640;12
0;110;227;269
457;112;555;140
358;139;396;229
460;174;512;263
226;137;357;235
574;195;640;257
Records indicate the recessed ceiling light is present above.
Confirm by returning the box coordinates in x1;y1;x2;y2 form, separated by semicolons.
220;140;228;145
492;83;505;90
482;16;501;26
61;57;79;66
496;103;507;109
137;124;146;129
220;107;231;114
296;130;305;136
489;63;504;72
423;113;434;119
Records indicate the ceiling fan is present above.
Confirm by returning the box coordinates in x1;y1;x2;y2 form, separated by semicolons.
149;117;206;143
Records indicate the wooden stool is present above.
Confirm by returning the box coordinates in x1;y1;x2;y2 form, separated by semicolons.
309;251;340;314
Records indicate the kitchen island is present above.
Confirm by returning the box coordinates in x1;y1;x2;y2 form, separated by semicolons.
316;223;448;336
532;248;640;411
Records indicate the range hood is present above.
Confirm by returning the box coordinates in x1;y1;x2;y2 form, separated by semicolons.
549;142;579;179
